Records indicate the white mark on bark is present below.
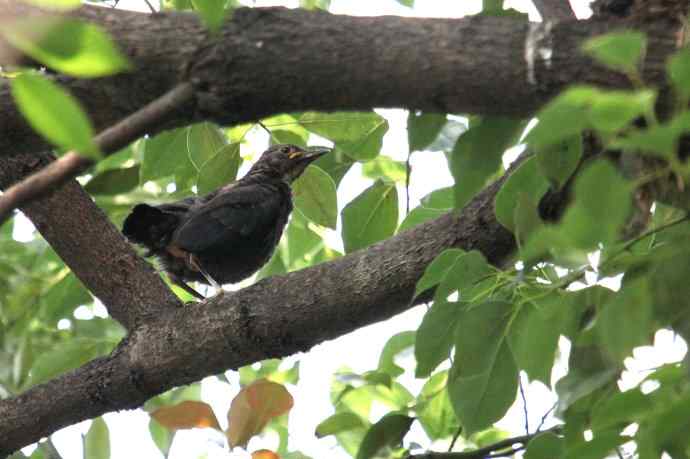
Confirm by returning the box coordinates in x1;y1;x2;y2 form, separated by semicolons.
525;21;555;85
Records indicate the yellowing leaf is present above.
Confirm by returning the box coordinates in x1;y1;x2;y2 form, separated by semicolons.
252;450;281;459
227;379;294;448
151;400;221;431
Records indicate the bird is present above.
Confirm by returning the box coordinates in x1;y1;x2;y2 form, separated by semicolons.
122;143;330;300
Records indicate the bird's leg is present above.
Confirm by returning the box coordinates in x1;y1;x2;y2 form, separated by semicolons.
168;273;205;300
188;254;224;297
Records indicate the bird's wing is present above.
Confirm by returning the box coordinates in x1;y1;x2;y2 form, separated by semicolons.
172;184;284;253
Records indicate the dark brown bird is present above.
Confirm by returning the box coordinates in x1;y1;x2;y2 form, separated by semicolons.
122;144;330;299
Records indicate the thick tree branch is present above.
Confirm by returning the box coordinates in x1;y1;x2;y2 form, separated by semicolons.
0;169;521;454
0;82;195;226
0;153;181;330
0;3;681;157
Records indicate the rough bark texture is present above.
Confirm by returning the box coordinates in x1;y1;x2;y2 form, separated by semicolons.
0;153;180;330
0;173;517;455
0;2;679;157
0;0;687;454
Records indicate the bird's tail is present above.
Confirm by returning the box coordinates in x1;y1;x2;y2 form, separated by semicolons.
122;204;178;253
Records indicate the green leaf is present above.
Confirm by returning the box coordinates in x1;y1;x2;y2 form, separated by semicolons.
41;272;91;324
415;299;463;378
315;412;365;438
192;0;227;32
197;143;241;195
28;339;102;386
450;117;524;209
11;73;98;157
525;432;564;459
149;419;174;457
361;156;407;183
3;18;130;77
507;293;566;385
588;90;656;132
598;278;652;360
84;417;110;459
536;135;582;190
526;86;599;149
399;207;446;232
564;430;627;459
582;30;646;75
299;112;387;161
299;0;331;10
408;112;446;151
187;122;227;172
668;48;690;98
313;148;354;186
356;413;414;459
494;157;550;233
20;0;81;10
448;300;518;435
85;166;140;195
416;371;459;440
377;331;415;378
292;165;338;229
513;192;542;246
140;128;190;184
395;0;413;7
591;388;651;431
341;180;398;253
610;111;690;160
561;160;631;249
414;249;466;298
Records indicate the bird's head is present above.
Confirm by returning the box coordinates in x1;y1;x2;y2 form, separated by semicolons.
249;144;331;182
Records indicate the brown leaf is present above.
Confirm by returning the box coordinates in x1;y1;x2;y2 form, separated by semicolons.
227;379;294;448
151;400;221;431
251;449;281;459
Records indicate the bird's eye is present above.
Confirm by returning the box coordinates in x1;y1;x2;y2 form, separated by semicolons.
280;146;290;154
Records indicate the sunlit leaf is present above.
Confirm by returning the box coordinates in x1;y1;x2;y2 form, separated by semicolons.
151;400;221;431
341;180;398;253
84;417;110;459
377;331;415;377
197;142;241;195
20;0;81;10
582;30;646;75
292;165;338;229
192;0;227;32
315;412;365;438
668;48;690;98
3;17;130;77
495;156;550;233
299;112;387;161
227;379;294;448
85;166;140;195
416;371;459;440
11;72;99;157
361;156;407;183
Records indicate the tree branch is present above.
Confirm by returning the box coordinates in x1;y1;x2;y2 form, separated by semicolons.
0;165;523;454
409;427;562;459
0;82;195;226
0;4;681;157
0;153;181;331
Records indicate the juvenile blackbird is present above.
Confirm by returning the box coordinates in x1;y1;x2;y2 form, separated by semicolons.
122;144;330;299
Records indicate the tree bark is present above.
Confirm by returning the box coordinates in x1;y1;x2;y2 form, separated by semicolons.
0;2;679;157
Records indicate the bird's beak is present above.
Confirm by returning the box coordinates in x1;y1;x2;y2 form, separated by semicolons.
302;146;331;161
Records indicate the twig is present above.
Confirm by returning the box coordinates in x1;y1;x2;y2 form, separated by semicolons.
531;0;577;20
409;426;562;459
0;82;195;226
448;426;463;452
519;375;529;434
536;401;557;432
142;0;156;13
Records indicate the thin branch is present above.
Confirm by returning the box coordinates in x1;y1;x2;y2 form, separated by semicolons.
0;82;195;226
405;150;412;215
531;0;577;20
519;374;529;434
448;426;463;452
536;401;557;432
410;427;562;459
142;0;156;13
